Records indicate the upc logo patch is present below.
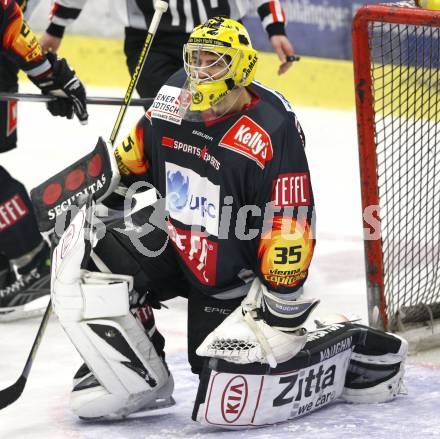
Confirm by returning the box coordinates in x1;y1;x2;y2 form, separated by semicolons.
165;163;220;236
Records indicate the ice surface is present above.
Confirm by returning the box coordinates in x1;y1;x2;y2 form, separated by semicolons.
1;85;439;438
1;315;439;439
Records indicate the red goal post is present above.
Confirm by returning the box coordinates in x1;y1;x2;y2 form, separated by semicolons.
352;1;440;350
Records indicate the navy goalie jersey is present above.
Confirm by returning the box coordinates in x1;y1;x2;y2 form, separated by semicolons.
115;69;315;297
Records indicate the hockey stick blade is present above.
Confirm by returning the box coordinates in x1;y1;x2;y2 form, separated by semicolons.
0;301;52;410
0;376;27;410
0;92;154;107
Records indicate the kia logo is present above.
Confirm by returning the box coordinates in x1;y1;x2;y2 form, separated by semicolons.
221;375;248;423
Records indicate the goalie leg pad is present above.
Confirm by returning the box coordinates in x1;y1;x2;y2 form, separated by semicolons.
194;336;353;428
51;203;172;419
66;314;173;419
342;332;408;404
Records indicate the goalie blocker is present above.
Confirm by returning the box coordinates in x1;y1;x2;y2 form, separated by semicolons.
30;137;121;233
193;322;407;428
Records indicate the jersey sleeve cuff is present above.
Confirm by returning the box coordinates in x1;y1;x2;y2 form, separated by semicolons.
24;59;52;79
46;23;66;38
266;22;286;38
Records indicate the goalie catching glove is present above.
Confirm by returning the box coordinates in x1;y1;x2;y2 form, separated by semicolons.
29;52;88;124
197;278;319;367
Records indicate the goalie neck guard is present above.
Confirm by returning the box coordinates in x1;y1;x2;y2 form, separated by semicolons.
180;16;258;120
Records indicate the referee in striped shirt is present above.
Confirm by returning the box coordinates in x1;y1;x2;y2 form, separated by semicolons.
40;0;296;99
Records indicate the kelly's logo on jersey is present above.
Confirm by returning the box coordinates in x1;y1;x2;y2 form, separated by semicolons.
271;173;310;207
219;116;273;169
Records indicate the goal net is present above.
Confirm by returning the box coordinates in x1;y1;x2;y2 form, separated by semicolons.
352;1;440;350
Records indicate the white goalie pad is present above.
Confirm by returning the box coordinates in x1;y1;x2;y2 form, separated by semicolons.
197;278;314;368
51;203;133;322
194;348;351;428
194;319;408;429
341;334;408;404
66;315;172;418
51;204;171;418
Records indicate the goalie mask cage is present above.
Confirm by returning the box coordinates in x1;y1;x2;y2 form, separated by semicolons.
353;1;440;349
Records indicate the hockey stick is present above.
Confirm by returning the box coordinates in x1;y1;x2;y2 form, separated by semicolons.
0;92;154;107
0;299;51;410
109;0;169;144
0;0;169;411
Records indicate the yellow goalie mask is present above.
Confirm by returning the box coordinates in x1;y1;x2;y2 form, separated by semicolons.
181;16;259;116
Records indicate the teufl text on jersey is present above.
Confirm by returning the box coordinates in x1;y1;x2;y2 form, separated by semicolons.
272;173;310;207
0;195;28;231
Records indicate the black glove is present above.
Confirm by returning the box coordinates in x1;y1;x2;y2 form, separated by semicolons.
31;52;88;124
129;288;163;310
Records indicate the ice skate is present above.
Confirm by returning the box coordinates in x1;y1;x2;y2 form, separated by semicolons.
0;243;50;322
